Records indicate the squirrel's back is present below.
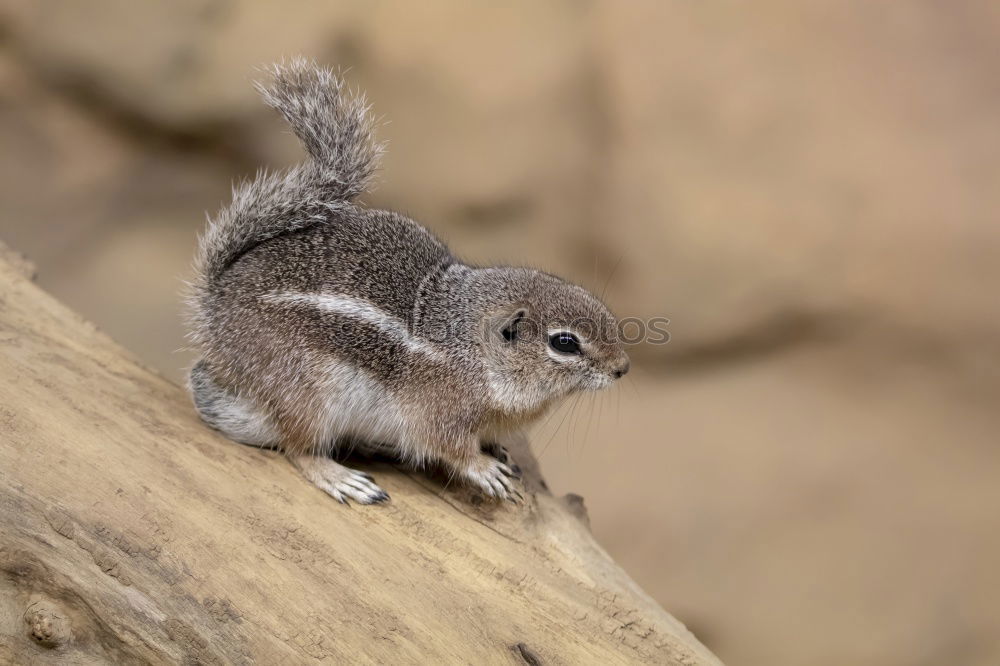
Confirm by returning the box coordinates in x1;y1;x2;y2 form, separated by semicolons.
188;59;385;343
216;207;452;325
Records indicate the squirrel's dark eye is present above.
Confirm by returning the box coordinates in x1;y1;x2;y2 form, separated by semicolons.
549;332;581;355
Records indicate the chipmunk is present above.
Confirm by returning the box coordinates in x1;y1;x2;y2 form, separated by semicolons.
186;59;629;505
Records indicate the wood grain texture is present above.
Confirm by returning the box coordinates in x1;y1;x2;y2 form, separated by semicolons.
0;250;720;665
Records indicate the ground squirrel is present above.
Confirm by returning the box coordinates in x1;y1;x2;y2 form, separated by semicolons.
186;59;629;504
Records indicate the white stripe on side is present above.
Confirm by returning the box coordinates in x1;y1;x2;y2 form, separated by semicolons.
260;291;445;359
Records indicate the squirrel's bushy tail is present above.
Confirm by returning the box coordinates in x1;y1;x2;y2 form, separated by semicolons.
253;60;382;201
193;59;383;287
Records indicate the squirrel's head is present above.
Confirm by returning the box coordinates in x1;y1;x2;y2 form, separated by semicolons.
474;269;630;413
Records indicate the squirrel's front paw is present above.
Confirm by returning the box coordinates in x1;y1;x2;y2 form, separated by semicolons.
480;441;522;478
463;453;523;503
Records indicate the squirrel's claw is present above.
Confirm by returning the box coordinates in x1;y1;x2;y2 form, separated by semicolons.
464;453;523;503
293;456;389;506
481;443;523;480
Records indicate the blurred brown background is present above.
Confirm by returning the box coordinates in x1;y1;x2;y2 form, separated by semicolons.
2;1;999;664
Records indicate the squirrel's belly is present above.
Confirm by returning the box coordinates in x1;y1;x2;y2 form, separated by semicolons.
313;357;411;446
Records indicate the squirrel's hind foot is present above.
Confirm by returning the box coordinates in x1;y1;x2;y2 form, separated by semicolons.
292;455;389;505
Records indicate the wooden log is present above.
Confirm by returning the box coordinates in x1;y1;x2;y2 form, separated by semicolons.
0;243;720;665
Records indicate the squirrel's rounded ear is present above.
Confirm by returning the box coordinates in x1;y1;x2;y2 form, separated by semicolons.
489;305;531;343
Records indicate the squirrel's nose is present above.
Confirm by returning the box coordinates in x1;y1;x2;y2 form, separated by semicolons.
611;359;630;379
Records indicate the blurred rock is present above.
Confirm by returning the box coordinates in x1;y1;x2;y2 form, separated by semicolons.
0;239;35;280
6;1;999;373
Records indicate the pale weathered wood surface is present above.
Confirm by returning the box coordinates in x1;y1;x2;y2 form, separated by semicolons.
0;245;720;665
